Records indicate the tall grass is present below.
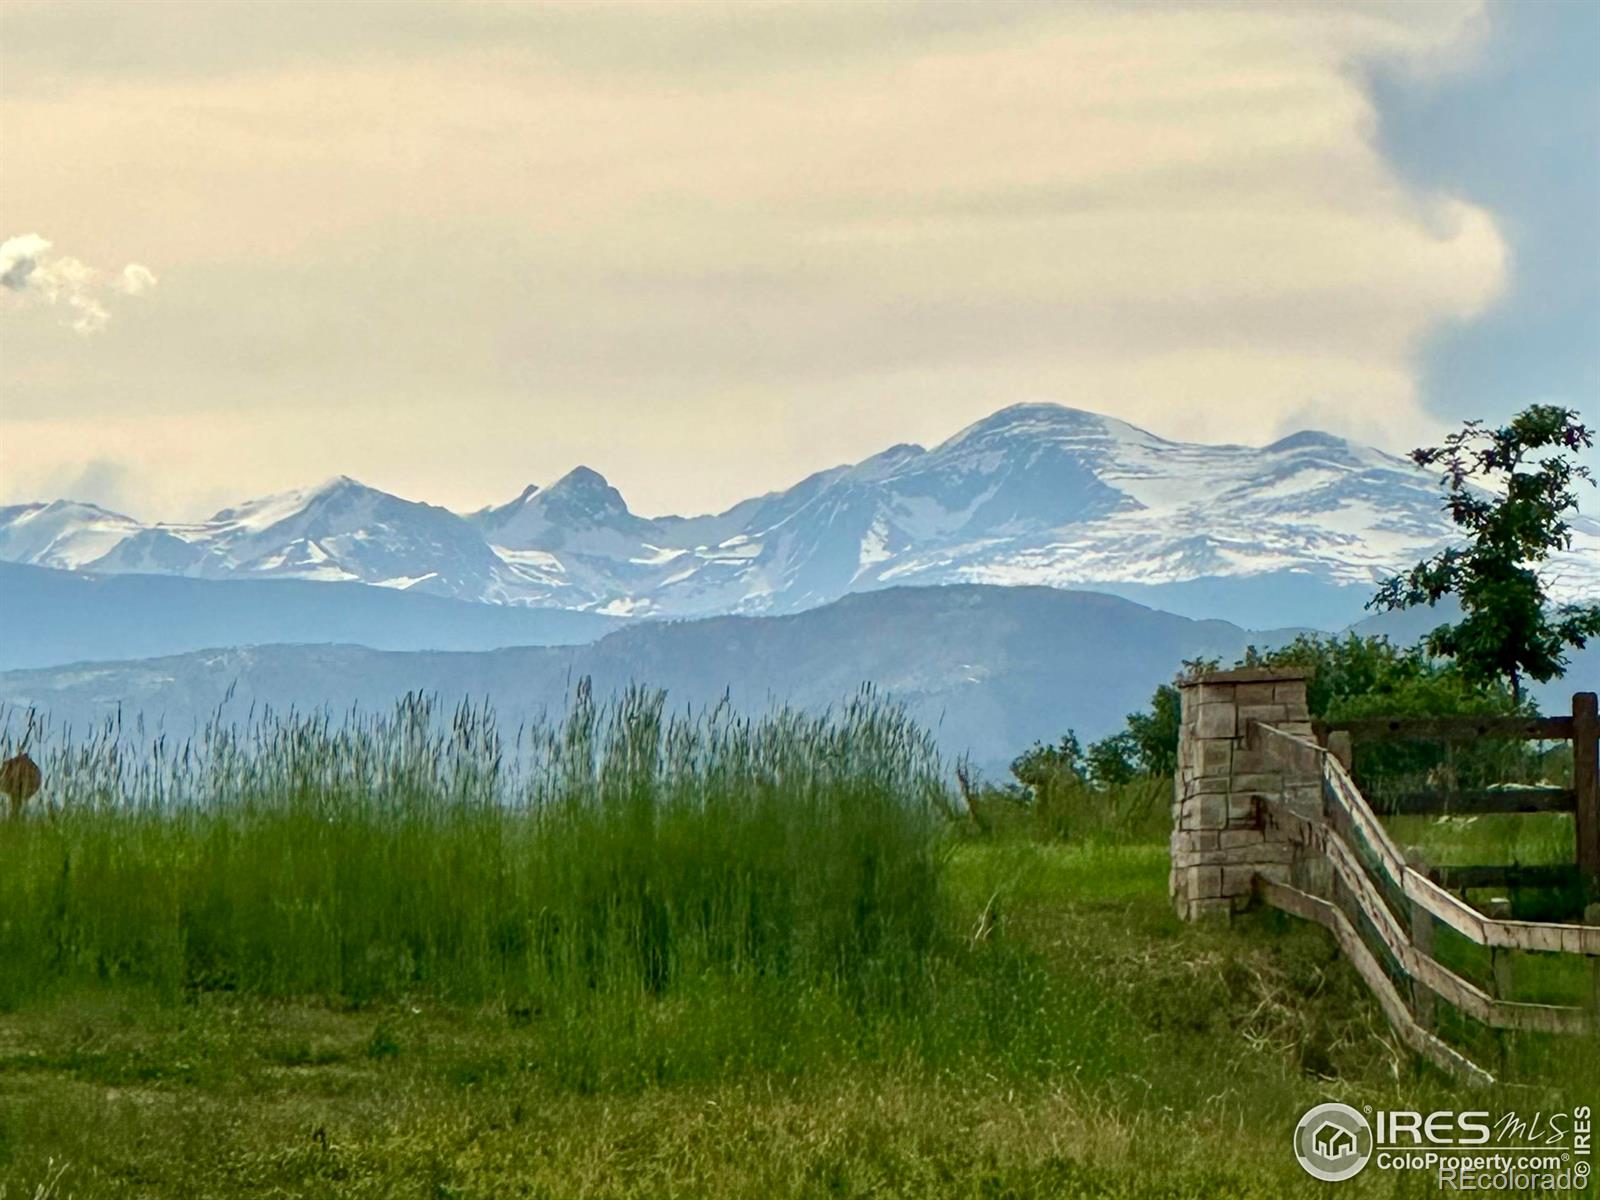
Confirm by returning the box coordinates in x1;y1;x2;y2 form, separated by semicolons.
956;771;1171;844
0;684;945;1018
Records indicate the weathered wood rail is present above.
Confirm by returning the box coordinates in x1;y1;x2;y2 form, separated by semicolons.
1315;691;1600;891
1172;670;1600;1085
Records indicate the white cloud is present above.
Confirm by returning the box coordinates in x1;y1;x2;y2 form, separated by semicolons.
115;263;159;297
0;232;156;334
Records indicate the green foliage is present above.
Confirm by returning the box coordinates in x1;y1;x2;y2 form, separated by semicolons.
1370;404;1600;699
979;722;1169;843
1085;732;1137;788
1125;683;1181;777
1236;634;1533;798
1009;732;1084;790
1006;682;1182;812
1235;633;1524;723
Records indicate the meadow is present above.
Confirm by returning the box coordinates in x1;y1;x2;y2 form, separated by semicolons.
0;692;1594;1198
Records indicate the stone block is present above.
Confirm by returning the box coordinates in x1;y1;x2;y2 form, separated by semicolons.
1203;841;1295;866
1283;784;1322;807
1231;772;1283;795
1219;828;1264;849
1197;683;1236;705
1251;842;1298;864
1192;867;1223;898
1273;683;1308;704
1236;682;1278;705
1191;793;1227;830
1192;776;1229;794
1254;862;1291;886
1229;748;1273;775
1200;739;1232;774
1228;794;1259;824
1238;704;1290;727
1195;703;1237;739
1188;898;1233;920
1222;866;1256;896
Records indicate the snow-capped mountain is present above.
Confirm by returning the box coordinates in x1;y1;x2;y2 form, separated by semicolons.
0;500;146;571
5;404;1596;625
20;477;522;603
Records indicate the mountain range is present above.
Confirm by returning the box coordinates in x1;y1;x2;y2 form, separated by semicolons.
8;403;1593;631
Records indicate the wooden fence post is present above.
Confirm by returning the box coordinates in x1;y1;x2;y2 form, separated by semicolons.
1328;731;1353;772
1588;904;1600;1031
1575;692;1599;899
1404;847;1435;1032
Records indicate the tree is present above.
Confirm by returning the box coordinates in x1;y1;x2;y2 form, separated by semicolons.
1010;733;1084;791
1239;633;1532;800
1370;405;1600;701
1086;731;1137;787
1124;683;1181;776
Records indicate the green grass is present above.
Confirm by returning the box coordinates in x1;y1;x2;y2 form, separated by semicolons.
0;687;943;1013
1;697;1595;1197
4;842;1594;1197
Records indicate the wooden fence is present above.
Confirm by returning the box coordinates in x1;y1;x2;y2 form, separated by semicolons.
1250;693;1600;1085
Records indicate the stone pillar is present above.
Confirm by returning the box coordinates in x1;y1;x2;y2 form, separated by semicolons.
1170;667;1317;919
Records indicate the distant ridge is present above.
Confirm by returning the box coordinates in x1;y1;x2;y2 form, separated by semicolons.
0;583;1306;770
0;562;619;673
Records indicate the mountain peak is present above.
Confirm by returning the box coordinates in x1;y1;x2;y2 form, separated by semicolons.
939;404;1170;461
299;474;371;505
945;402;1135;444
541;466;635;519
1264;430;1351;453
549;465;612;493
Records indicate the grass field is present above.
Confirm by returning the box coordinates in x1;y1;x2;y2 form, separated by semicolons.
0;696;1595;1198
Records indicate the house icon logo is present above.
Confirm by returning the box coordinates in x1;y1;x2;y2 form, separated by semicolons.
1294;1103;1373;1181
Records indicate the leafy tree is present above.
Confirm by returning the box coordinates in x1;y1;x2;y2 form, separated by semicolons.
1086;732;1138;787
1124;683;1181;776
1369;405;1600;701
1010;732;1084;790
1013;685;1180;791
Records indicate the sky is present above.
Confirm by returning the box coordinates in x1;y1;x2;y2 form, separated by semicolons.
0;0;1594;522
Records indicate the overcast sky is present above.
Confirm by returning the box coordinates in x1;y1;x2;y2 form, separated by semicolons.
1;0;1594;521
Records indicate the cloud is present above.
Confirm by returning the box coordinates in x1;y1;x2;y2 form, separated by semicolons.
0;1;1510;518
0;232;157;334
116;263;158;297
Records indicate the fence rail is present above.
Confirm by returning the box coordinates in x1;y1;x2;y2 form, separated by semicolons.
1316;691;1600;888
1368;786;1575;816
1252;710;1600;1085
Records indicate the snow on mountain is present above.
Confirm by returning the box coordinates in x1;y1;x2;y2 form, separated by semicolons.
75;476;515;602
3;404;1596;622
0;500;146;571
